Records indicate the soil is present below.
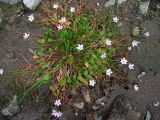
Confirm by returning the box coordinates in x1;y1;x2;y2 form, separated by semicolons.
0;0;160;120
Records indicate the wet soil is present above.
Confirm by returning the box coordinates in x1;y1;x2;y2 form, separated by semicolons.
0;0;160;120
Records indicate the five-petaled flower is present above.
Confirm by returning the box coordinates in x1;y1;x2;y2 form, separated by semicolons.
59;17;66;23
23;33;30;39
54;99;61;106
76;44;83;51
70;7;75;13
89;80;96;86
133;84;139;91
57;25;63;30
120;58;128;65
113;16;119;23
144;31;150;37
132;40;139;47
28;14;34;22
105;39;112;46
51;110;62;118
128;63;134;69
106;68;113;77
0;68;4;75
100;53;107;59
53;4;59;9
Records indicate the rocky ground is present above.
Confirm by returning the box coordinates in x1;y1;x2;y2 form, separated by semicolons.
0;0;160;120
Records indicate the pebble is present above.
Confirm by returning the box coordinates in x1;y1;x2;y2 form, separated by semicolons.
145;110;151;120
153;101;159;107
2;95;20;116
132;27;140;37
104;0;115;8
23;0;42;10
139;1;150;14
82;90;91;104
0;0;21;4
72;102;85;109
137;71;146;78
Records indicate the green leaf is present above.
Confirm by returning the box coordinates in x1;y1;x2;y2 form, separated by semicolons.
77;73;84;81
59;77;66;87
66;55;74;65
42;73;52;83
48;38;53;42
37;50;44;56
42;62;51;69
83;69;88;76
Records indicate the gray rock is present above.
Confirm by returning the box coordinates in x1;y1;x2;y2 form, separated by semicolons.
132;27;140;37
145;111;151;120
23;0;42;10
105;0;115;8
139;1;150;14
106;95;142;120
0;113;8;120
72;102;85;109
82;90;91;104
118;0;127;4
2;95;20;116
153;101;160;107
0;0;21;4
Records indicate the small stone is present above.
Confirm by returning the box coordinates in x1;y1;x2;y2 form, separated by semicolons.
82;90;91;104
72;102;85;109
145;110;151;120
95;116;102;120
105;0;115;8
139;1;150;14
106;95;143;120
2;95;20;116
96;97;107;106
153;101;159;107
132;27;140;37
92;105;100;110
0;0;21;4
23;0;42;10
118;0;127;4
6;50;14;58
137;71;146;78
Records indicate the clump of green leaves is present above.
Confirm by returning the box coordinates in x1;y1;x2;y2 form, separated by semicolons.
19;4;118;102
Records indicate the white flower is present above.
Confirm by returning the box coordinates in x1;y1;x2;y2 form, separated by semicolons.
97;2;100;6
51;110;62;118
23;33;30;39
0;68;4;75
76;44;83;51
100;53;107;59
133;84;139;91
144;31;150;37
28;14;34;22
54;99;61;106
53;4;59;9
89;80;96;86
105;39;112;46
132;40;139;47
120;58;128;65
128;47;132;51
70;7;75;13
106;68;113;77
57;25;63;30
59;17;66;23
113;16;119;23
128;63;134;69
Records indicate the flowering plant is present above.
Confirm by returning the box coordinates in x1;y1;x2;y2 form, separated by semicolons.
18;3;118;102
